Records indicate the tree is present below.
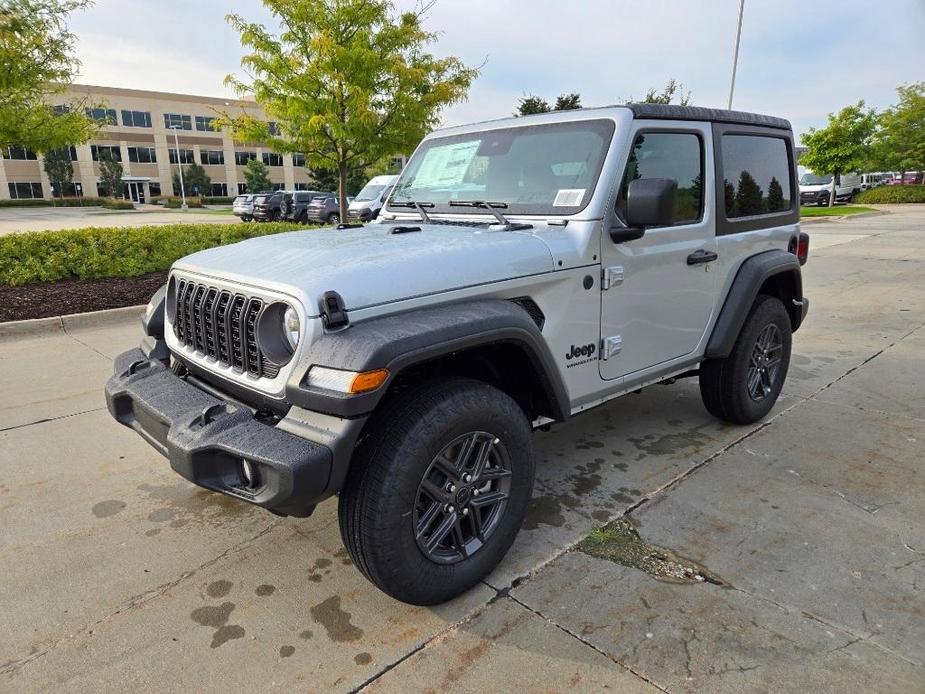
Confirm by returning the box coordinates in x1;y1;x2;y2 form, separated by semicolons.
723;179;736;216
219;0;477;220
0;0;97;152
554;93;581;111
310;166;366;195
43;147;73;202
516;95;550;116
642;78;691;106
801;101;877;206
871;83;925;177
734;170;764;216
98;149;123;198
173;162;211;197
766;176;785;212
243;157;273;193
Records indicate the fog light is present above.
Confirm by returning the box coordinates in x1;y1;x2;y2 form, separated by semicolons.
240;459;259;488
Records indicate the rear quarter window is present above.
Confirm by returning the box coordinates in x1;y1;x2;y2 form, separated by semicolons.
721;135;792;218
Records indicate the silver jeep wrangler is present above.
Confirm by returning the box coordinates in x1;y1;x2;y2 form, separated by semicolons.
106;104;809;605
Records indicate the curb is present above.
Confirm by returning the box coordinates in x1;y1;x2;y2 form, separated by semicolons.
800;210;887;224
0;304;144;341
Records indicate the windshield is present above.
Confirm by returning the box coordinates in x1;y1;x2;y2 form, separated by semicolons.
800;173;832;185
389;119;615;215
354;184;387;202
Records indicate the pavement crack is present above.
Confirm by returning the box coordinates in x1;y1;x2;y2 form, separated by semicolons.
0;521;279;677
0;407;105;432
61;323;114;361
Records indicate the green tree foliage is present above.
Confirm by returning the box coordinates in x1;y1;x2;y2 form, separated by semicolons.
42;147;73;201
800;101;876;206
871;82;925;176
97;149;123;198
243;158;273;193
734;170;764;216
516;95;550;116
766;176;785;212
554;93;582;111
642;78;691;106
173;162;211;196
723;179;736;216
0;0;97;152
309;166;366;195
218;0;477;219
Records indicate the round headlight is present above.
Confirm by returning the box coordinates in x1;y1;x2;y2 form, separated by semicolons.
284;306;300;351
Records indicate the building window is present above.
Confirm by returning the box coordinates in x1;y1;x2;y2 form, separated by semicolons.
163;113;192;130
168;148;195;165
292;152;306;167
149;182;162;197
121;110;152;128
293;183;310;191
53;105;70;115
86;107;117;125
267;121;281;136
199;150;225;165
721;135;792;219
237;183;247;194
209;183;228;197
91;145;122;162
262;152;283;167
127;146;157;163
616;131;704;225
235;151;256;165
8;182;43;199
271;182;285;191
50;181;80;197
195;116;217;132
46;146;77;162
4;145;38;160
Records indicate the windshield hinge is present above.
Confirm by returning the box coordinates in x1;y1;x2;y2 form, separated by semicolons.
601;266;624;290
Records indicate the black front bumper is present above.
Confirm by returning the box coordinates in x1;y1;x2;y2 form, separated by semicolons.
105;349;332;517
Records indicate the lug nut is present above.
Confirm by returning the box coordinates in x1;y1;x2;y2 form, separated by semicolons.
463;474;472;482
462;508;469;516
448;484;456;493
445;504;455;513
473;489;480;496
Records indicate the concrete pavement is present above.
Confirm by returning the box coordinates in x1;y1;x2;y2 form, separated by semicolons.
0;204;234;236
1;206;923;692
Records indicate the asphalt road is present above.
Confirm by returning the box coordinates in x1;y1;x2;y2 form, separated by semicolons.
0;204;234;236
1;206;923;692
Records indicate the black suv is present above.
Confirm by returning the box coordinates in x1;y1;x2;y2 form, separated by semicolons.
286;190;330;223
253;191;291;222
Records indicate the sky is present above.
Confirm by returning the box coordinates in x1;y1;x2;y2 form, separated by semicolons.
68;0;925;139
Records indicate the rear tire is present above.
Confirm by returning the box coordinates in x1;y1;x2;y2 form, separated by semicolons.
699;294;792;425
327;212;340;224
338;378;534;605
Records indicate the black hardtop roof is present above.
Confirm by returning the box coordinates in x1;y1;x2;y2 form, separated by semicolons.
627;103;791;130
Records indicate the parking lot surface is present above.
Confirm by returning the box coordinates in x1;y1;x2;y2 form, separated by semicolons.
0;205;233;236
1;206;923;692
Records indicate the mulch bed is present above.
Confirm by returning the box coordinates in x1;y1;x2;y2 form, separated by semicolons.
0;271;167;322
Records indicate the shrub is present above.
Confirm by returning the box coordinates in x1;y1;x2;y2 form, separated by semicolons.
855;185;925;204
101;198;135;210
0;197;104;208
0;221;306;287
164;196;205;209
202;196;235;205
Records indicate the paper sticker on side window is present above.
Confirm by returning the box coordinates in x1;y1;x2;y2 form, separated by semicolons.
553;189;585;207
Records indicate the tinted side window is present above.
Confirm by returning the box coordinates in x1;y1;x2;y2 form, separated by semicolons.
721;135;791;218
616;132;703;225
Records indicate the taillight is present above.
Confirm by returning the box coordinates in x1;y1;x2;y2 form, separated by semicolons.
789;233;809;266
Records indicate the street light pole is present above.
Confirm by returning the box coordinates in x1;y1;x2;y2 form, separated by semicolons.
170;125;188;210
727;0;746;110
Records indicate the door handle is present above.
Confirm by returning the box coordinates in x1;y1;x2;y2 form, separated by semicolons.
687;249;718;265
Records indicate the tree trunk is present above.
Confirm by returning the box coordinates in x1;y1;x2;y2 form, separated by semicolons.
829;172;838;207
337;158;348;225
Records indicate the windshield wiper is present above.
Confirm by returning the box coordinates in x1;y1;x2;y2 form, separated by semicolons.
448;200;533;231
389;200;434;224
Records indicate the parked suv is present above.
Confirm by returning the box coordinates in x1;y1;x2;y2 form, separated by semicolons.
232;193;258;221
106;104;809;606
286;190;331;223
253;191;291;221
303;194;349;224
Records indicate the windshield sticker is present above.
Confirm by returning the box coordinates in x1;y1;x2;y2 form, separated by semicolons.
412;141;481;188
553;188;586;207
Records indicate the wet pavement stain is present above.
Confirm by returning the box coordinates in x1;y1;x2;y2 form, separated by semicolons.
190;601;246;648
591;510;611;522
279;645;295;658
310;596;364;642
206;580;233;598
627;424;711;458
138;482;252;529
308;557;333;583
354;652;373;665
92;500;126;518
298;629;313;640
333;548;354;566
569;458;604;497
255;584;276;596
523;495;566;530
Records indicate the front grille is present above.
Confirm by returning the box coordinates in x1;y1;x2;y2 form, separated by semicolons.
172;278;280;379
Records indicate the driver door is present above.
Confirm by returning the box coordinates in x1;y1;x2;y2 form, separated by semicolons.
599;124;717;380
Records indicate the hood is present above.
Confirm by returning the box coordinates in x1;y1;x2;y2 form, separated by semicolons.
172;224;555;315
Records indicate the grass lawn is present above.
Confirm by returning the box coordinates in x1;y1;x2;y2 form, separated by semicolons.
800;205;877;218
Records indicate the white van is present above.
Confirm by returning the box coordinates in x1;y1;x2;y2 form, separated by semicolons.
799;171;860;205
347;174;397;222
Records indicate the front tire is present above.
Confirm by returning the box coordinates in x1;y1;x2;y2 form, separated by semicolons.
338;378;534;605
699;294;792;424
327;212;340;224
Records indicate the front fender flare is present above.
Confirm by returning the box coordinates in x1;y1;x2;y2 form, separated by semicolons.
286;299;569;420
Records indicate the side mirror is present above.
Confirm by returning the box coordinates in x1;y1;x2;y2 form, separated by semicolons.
610;178;678;243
